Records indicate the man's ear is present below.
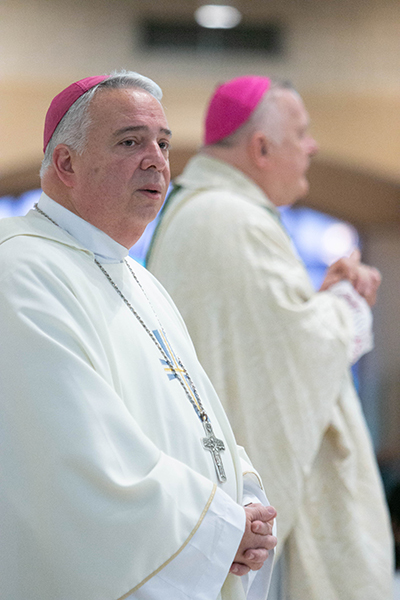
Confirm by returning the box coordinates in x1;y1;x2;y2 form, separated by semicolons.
249;132;270;169
52;144;77;188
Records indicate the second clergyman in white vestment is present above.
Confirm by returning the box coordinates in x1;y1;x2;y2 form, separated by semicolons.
147;76;394;600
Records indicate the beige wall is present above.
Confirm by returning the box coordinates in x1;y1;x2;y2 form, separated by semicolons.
0;0;399;180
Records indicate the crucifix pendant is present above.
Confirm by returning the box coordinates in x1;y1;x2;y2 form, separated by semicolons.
202;420;227;483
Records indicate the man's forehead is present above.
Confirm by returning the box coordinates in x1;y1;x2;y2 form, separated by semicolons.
276;89;308;121
112;125;172;139
88;87;170;132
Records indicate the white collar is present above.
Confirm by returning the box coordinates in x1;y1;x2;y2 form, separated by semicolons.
37;193;129;263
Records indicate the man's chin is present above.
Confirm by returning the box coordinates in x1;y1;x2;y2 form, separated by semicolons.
294;180;310;203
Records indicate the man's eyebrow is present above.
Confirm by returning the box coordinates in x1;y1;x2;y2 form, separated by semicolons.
113;125;172;138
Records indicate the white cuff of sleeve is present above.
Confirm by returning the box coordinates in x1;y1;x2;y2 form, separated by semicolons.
329;280;374;364
241;475;276;600
126;487;245;600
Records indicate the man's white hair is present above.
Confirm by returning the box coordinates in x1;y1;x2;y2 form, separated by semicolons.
40;70;162;178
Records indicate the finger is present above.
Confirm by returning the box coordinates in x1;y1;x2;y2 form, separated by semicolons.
356;266;379;298
354;269;369;296
265;506;277;520
370;267;382;286
230;562;251;576
363;286;378;307
365;292;377;307
245;534;278;558
246;504;276;523
320;258;357;290
358;266;381;305
251;519;274;535
265;534;278;550
249;534;278;551
349;248;361;263
244;548;270;563
344;260;359;285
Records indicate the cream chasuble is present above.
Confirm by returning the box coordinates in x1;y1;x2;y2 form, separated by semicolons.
0;194;274;600
147;154;394;600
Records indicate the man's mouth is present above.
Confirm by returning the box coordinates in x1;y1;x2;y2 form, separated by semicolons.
138;187;162;197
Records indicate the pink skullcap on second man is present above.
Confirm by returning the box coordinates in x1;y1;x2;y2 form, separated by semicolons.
204;75;271;145
43;75;109;152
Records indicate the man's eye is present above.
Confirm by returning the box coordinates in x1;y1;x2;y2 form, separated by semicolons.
122;139;135;146
159;141;170;151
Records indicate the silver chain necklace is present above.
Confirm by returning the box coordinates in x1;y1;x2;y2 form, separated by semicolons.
34;203;227;483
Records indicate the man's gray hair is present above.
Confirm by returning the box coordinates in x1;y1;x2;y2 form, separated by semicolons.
209;80;296;149
40;70;162;178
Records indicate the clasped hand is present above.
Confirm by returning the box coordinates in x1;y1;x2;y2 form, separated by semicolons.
230;503;277;576
319;249;381;307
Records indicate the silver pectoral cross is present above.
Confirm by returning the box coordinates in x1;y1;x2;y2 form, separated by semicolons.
202;420;227;483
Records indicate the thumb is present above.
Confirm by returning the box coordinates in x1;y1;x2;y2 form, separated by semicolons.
349;248;361;263
247;504;276;522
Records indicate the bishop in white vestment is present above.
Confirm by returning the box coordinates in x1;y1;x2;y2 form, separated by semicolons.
0;71;277;600
0;194;274;600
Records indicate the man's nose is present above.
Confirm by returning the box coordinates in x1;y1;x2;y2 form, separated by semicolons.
307;136;319;156
141;142;169;171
